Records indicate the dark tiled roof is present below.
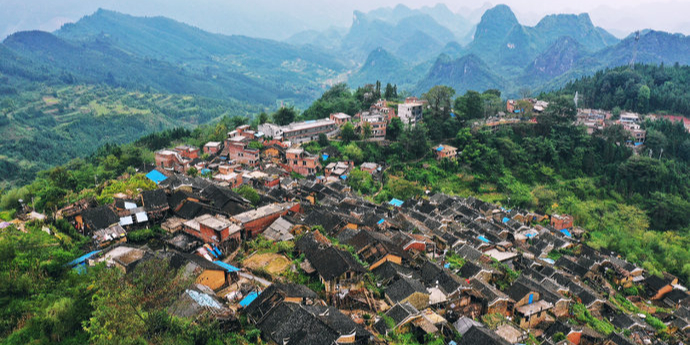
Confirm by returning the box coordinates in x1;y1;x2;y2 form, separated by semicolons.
374;302;419;334
141;189;169;211
245;282;317;322
458;325;510;345
82;205;119;230
372;261;419;282
455;244;483;261
385;277;427;303
645;275;669;292
606;332;635;345
308;246;365;281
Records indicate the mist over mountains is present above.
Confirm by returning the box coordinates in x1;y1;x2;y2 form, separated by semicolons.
3;3;690;101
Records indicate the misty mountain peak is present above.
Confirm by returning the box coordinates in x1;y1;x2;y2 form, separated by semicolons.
480;4;519;28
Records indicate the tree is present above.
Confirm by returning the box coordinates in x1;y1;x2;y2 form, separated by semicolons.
341;122;357;143
272;106;297;126
347;168;376;194
637;85;650;113
318;133;329;147
236;185;260;205
423;86;455;120
384;83;398;100
386;117;403;141
518;87;532;99
258;112;269;124
400;123;429;158
362;122;372;140
342;143;364;163
186;167;198;177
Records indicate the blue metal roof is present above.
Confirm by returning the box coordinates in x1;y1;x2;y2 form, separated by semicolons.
340;175;347;180
213;261;240;273
389;198;404;207
201;168;212;175
478;235;490;243
560;229;572;238
450;112;456;118
377;218;385;225
437;145;444;151
67;250;101;267
502;217;510;223
322;154;329;160
146;170;167;184
239;291;259;307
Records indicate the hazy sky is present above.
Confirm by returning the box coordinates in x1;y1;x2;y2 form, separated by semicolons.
2;0;690;40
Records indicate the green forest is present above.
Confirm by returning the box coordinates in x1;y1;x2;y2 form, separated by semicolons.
1;65;690;343
554;63;690;115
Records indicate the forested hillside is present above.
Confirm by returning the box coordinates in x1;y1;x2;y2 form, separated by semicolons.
0;84;260;186
552;64;690;115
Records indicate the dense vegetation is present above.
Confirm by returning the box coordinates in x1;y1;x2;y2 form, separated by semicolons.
555;63;690;115
1;66;690;343
0;83;261;187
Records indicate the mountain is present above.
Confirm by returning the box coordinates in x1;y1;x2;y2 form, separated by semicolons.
285;27;347;51
594;30;690;67
43;9;345;106
341;11;458;63
519;36;594;86
3;30;280;105
348;47;425;89
414;54;505;95
467;5;619;70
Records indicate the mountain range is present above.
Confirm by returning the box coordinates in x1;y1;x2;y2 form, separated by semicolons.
2;4;690;184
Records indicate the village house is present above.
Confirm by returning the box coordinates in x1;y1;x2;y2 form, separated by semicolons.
550;214;574;230
182;214;241;244
371;99;396;120
155;149;191;173
397;97;425;125
78;205;120;233
346;230;408;270
384;276;430;310
224;134;259;167
360;162;380;174
286;148;320;176
329;112;352;125
203;141;222;155
175;145;200;160
296;231;366;294
244;282;318;324
231;202;300;239
356;110;387;139
432;144;458;160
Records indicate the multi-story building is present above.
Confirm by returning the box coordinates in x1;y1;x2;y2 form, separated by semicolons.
398;97;425;125
155;150;191;173
174;145;200;160
182;214;241;244
225;135;259;167
286;148;320;176
357;110;387;139
259;119;339;144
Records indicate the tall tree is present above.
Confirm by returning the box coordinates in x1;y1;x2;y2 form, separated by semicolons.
272;106;297;126
423;86;455;120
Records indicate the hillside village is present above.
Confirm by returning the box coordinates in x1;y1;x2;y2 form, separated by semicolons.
9;96;687;345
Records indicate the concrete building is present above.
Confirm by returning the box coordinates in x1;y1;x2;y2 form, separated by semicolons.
398;97;425;125
259;119;338;144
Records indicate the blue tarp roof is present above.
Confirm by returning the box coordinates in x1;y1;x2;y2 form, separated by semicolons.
560;229;572;238
201;169;211;174
389;198;404;207
146;170;167;184
543;258;556;264
322;154;329;160
635;142;643;146
213;261;240;273
450;112;456;118
377;218;385;225
525;233;536;238
67;250;101;267
478;235;490;243
340;175;347;180
239;291;259;307
502;217;510;223
437;145;444;151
